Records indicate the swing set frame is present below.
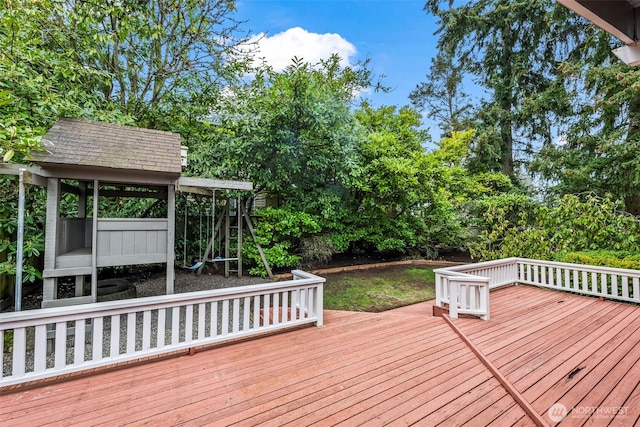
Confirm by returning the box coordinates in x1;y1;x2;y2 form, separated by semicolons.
178;179;272;279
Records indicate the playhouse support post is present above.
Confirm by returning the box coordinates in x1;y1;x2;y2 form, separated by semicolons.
14;168;25;311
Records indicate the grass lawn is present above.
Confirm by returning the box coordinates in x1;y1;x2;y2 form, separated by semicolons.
322;266;436;312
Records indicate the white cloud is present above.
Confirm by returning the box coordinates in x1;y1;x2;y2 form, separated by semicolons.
249;27;357;71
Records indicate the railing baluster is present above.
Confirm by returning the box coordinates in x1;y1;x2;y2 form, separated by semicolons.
633;277;640;300
111;314;121;357
252;296;260;327
283;291;289;323
232;298;240;333
622;276;629;299
273;293;280;324
171;307;180;345
242;297;250;331
74;319;85;364
142;310;152;351
263;294;270;326
126;312;136;354
198;303;206;339
12;328;26;377
291;289;299;321
210;301;218;338
34;325;47;373
157;308;166;348
519;262;525;282
94;317;103;361
185;305;193;342
55;321;66;368
221;300;229;335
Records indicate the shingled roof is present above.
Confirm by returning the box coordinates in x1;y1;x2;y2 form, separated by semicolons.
32;118;183;175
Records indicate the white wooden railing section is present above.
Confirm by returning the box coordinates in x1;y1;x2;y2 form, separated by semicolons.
0;270;324;387
436;257;640;321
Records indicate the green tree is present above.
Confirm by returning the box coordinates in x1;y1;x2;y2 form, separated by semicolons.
349;103;460;255
189;56;376;272
410;50;472;138
425;0;574;177
531;29;640;214
190;55;369;197
0;0;125;161
53;0;251;128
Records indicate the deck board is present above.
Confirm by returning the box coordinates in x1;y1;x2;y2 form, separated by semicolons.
453;285;640;426
3;285;640;425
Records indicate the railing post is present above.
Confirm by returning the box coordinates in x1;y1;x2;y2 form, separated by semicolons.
435;273;443;307
480;278;490;321
316;284;324;327
449;280;459;319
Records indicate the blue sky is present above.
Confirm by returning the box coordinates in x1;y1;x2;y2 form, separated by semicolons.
233;0;441;110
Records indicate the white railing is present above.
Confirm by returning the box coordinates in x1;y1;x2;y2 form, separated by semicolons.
0;270;324;387
517;258;640;304
435;257;640;321
435;270;490;320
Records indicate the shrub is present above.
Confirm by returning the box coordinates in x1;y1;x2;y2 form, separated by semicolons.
469;193;640;261
299;234;335;267
560;251;640;270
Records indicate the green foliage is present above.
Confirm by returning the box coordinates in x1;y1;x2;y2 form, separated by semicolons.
559;251;640;271
4;330;13;352
244;207;321;276
347;103;459;254
0;176;45;297
0;0;120;161
532;56;640;214
425;0;576;177
299;234;336;266
410;50;473;137
194;56;365;197
467;192;539;260
469;194;640;261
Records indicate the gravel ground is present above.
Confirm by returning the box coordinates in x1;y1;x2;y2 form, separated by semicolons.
134;268;272;297
3;269;275;378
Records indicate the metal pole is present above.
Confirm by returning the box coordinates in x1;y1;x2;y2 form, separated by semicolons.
183;195;187;267
211;189;216;259
15;168;25;311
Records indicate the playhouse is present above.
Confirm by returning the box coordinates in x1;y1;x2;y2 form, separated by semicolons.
20;118;253;308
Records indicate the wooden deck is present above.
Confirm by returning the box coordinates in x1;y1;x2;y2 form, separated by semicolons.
2;285;639;426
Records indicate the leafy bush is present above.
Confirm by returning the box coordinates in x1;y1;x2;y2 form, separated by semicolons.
299;234;336;266
560;251;640;270
244;207;321;276
0;176;45;298
469;193;640;261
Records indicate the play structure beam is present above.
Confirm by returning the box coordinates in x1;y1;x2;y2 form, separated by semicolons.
177;176;253;191
241;203;273;279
